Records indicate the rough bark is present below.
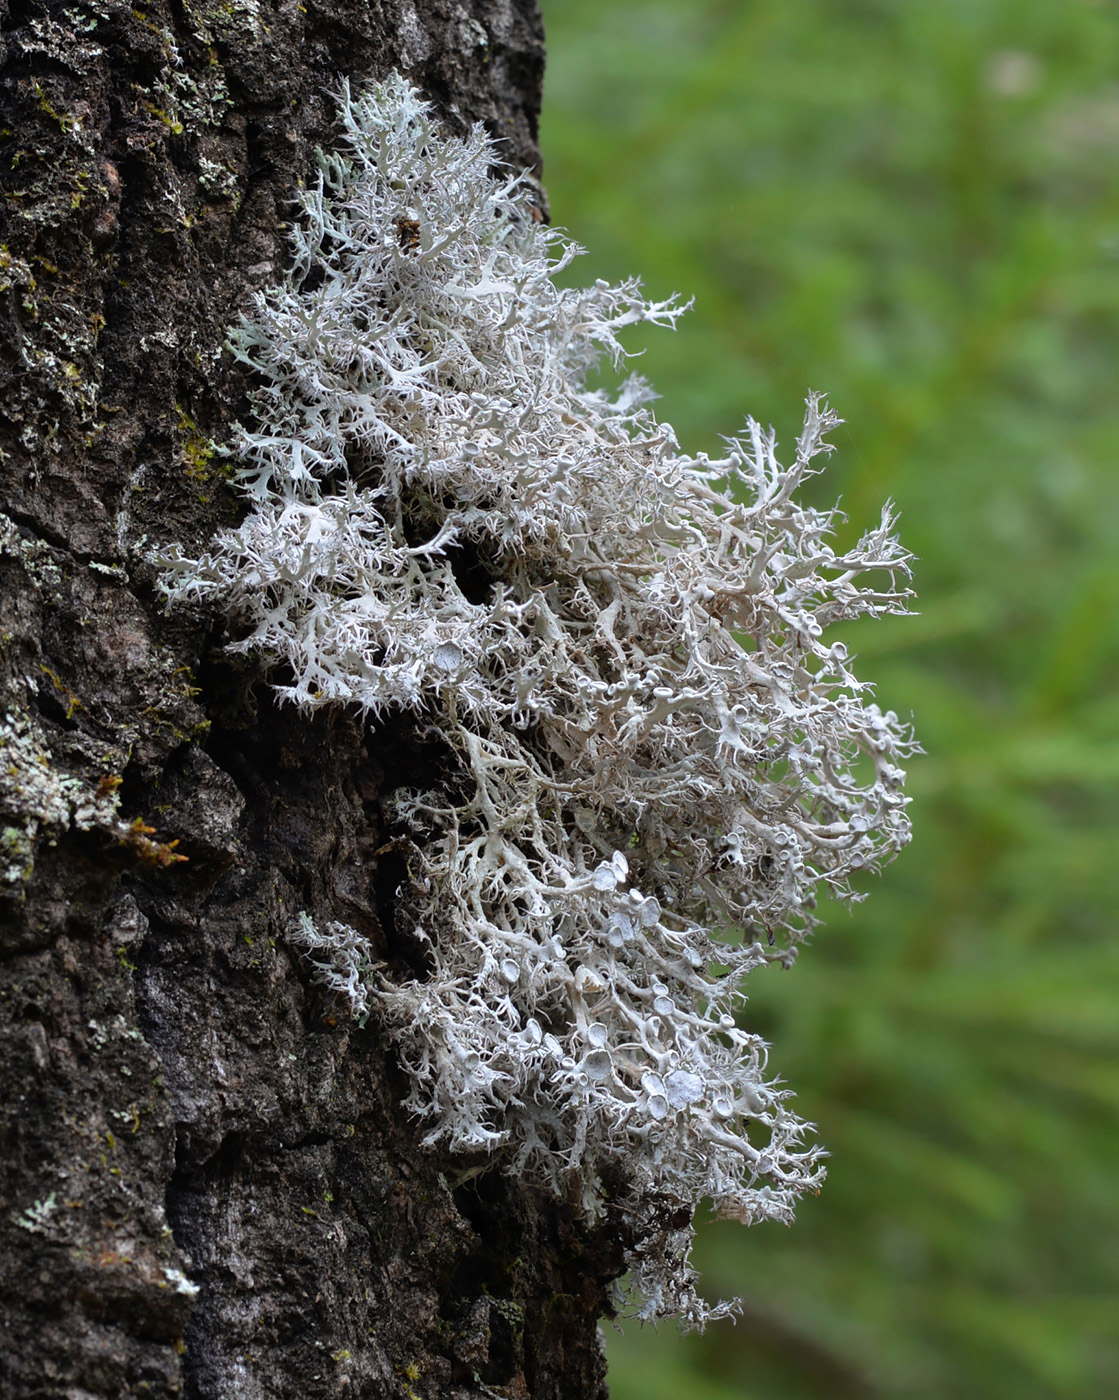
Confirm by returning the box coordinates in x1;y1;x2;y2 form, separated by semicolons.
0;4;626;1397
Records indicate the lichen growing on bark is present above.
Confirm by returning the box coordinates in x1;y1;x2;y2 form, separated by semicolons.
159;73;916;1324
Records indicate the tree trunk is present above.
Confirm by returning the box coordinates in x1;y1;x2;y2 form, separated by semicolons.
0;5;623;1396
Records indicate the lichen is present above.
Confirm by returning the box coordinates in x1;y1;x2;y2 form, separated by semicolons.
290;912;375;1023
0;511;64;597
174;403;222;483
0;705;121;882
0;528;191;883
159;75;916;1324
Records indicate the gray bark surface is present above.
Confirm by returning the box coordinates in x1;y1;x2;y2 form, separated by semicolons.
0;3;624;1396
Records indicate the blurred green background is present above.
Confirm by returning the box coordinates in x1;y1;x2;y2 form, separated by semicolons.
538;2;1119;1397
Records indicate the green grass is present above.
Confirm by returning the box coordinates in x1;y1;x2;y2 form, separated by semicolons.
539;2;1119;1396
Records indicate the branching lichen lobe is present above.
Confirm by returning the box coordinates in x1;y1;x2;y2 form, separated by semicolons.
160;74;916;1325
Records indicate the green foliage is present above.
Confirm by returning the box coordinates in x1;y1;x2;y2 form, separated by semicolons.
540;1;1119;1396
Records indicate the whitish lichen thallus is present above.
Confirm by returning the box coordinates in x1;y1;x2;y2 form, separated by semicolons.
157;74;916;1325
